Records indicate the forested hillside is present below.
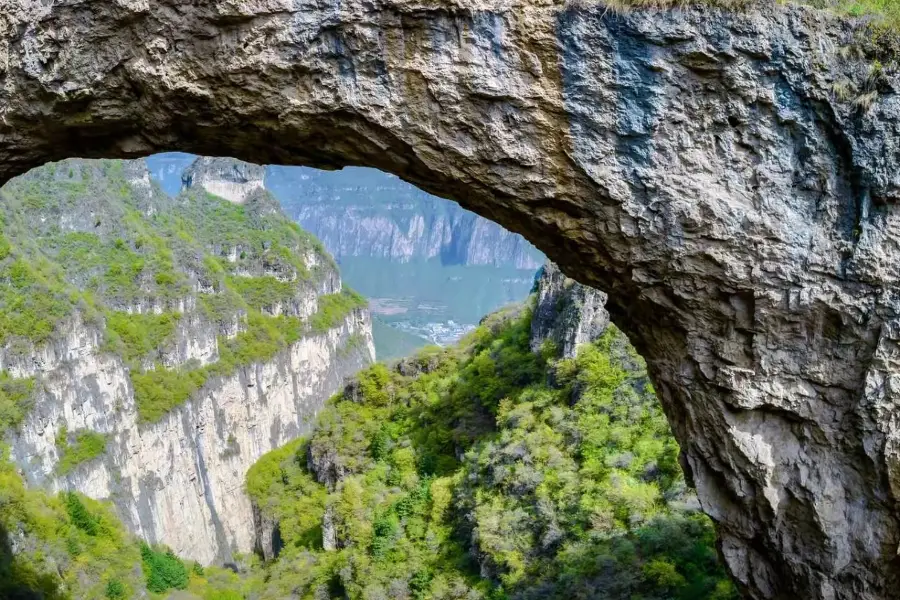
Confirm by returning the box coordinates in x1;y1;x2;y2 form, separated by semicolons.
244;304;736;600
2;289;735;599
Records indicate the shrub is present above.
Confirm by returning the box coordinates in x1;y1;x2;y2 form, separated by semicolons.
64;492;100;536
369;426;390;461
132;367;208;423
141;543;189;593
56;427;108;475
0;372;34;434
308;288;368;333
105;311;180;367
230;275;297;311
105;579;127;599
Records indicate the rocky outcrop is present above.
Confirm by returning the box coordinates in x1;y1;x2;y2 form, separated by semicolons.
321;505;338;552
183;156;266;205
3;1;900;597
253;502;283;562
268;165;544;269
530;262;609;358
306;437;348;491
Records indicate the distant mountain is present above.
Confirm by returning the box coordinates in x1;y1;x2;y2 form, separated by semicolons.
145;152;195;196
266;165;543;269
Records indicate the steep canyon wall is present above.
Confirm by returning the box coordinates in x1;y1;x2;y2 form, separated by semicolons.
8;308;372;566
2;157;376;565
267;165;544;269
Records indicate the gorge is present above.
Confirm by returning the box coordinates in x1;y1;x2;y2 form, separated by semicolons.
1;155;375;566
2;0;900;598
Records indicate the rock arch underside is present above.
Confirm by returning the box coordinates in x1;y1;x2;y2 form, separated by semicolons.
3;0;900;598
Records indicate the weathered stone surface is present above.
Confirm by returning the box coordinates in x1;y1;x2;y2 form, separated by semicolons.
183;156;266;205
2;0;900;597
321;504;338;552
530;261;609;358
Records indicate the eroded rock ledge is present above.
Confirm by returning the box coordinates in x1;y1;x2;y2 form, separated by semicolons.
2;1;900;598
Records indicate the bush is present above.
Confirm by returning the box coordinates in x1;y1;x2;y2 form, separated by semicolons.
56;427;108;475
64;492;100;536
105;578;127;599
308;288;368;333
230;275;297;311
132;367;208;423
141;543;189;593
0;372;34;435
105;311;180;366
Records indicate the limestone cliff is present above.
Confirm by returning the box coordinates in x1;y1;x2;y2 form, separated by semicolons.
183;156;266;205
268;166;544;269
530;261;609;359
4;1;900;597
1;157;375;565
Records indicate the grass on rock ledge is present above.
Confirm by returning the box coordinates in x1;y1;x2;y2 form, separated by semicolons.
588;0;900;60
55;427;108;475
594;0;900;26
133;288;368;424
0;372;35;436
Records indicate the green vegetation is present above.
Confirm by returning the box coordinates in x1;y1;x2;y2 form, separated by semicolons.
0;157;358;426
64;492;101;536
241;305;737;599
598;0;900;28
0;254;73;346
160;187;331;279
0;446;145;600
104;310;180;367
0;372;35;435
229;275;298;311
132;366;208;424
133;292;365;423
807;0;900;28
104;579;127;599
141;542;189;593
1;444;245;599
53;230;186;305
308;288;368;332
0;300;737;598
55;427;108;475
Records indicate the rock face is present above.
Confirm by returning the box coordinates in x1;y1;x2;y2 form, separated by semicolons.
9;313;372;566
183;156;266;205
268;165;543;269
2;1;900;597
2;156;376;565
530;261;609;358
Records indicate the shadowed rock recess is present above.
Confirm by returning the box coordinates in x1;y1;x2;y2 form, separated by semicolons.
2;1;900;598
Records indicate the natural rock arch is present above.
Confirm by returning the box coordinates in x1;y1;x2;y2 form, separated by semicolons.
3;1;900;598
